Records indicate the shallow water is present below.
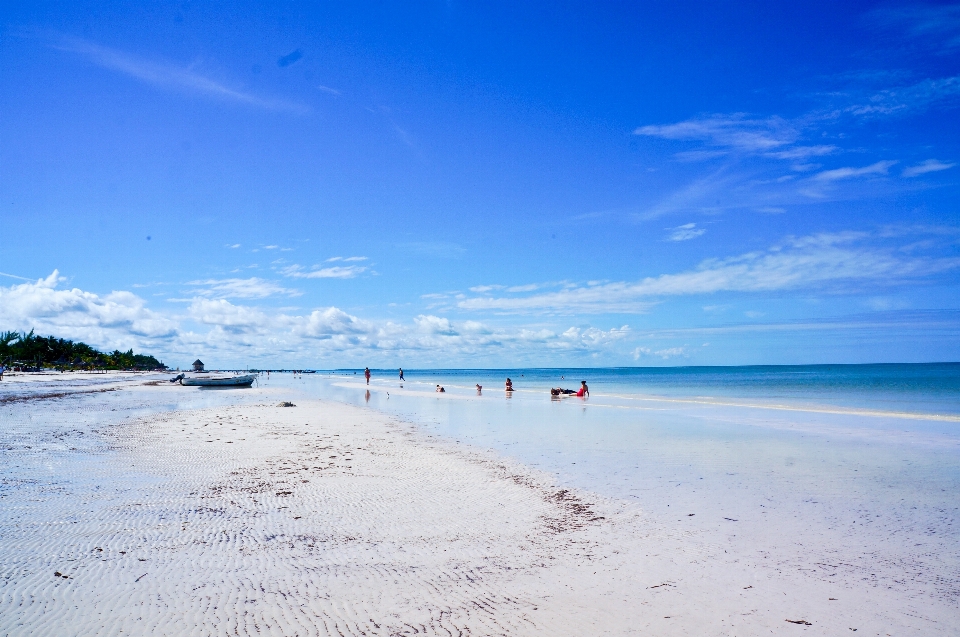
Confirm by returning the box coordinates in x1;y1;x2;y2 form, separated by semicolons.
257;365;960;606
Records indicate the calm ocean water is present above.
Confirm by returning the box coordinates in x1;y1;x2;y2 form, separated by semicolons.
330;363;960;415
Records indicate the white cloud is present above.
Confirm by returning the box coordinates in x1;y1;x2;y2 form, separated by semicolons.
637;168;737;219
848;75;960;116
325;256;368;263
668;223;706;241
632;346;686;360
812;160;898;181
188;298;270;331
469;285;504;293
0;270;640;365
0;271;33;281
55;38;307;113
457;230;960;314
635;114;796;152
0;271;178;351
187;277;301;299
764;145;838;159
902;159;956;177
281;264;368;279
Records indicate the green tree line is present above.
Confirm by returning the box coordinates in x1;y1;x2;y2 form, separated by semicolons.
0;330;165;370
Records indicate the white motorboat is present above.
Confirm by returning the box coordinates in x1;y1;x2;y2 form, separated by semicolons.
179;373;257;387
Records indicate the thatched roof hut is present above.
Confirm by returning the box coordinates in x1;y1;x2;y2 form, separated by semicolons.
192;359;205;371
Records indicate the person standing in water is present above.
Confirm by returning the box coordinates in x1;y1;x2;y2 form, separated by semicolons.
364;367;371;385
399;368;405;381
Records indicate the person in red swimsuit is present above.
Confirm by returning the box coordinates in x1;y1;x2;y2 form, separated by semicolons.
576;381;589;397
364;367;371;384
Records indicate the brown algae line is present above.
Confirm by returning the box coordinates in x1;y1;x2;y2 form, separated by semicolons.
0;386;120;405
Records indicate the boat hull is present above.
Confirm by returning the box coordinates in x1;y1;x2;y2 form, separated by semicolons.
181;374;256;387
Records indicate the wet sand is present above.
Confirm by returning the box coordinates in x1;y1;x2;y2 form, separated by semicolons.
1;374;956;635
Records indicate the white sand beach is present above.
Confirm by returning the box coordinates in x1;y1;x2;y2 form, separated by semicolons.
1;373;956;635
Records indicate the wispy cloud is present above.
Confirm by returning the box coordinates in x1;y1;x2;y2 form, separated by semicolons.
0;271;33;281
667;223;706;241
637;167;737;219
847;75;960;116
55;38;307;113
281;264;367;279
813;160;897;181
902;159;956;177
187;277;302;299
317;85;341;96
869;3;960;51
325;256;368;263
469;285;504;293
635;114;796;153
764;145;838;160
456;230;960;314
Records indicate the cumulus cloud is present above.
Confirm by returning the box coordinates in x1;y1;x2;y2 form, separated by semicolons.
0;270;178;350
457;230;960;314
0;271;644;365
902;159;956;177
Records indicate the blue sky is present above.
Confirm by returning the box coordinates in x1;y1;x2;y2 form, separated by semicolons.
2;1;959;367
